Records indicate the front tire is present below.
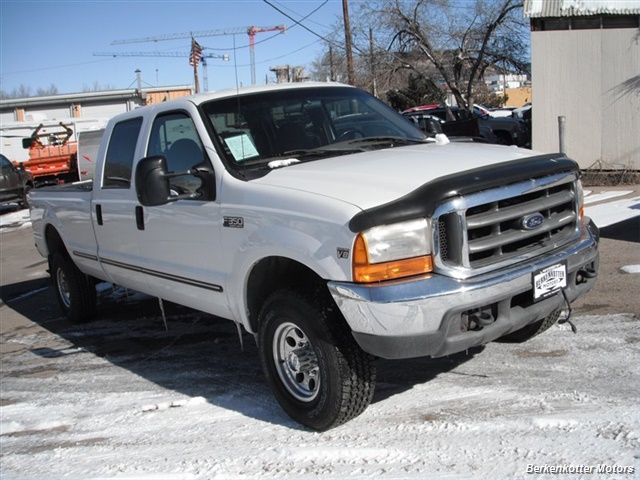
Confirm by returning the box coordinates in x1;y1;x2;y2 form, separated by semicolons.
257;289;376;431
50;252;97;322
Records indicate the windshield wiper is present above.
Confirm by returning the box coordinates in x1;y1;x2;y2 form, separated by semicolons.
342;136;429;147
281;146;366;157
242;147;364;169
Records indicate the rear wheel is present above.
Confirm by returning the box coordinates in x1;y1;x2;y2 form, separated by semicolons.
257;289;376;431
18;185;32;209
497;310;562;343
494;131;512;145
50;252;97;322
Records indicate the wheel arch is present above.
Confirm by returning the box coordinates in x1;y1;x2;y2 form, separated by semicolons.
493;129;513;145
245;256;329;333
44;224;69;259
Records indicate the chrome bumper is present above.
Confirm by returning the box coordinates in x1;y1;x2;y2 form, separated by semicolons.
328;220;599;359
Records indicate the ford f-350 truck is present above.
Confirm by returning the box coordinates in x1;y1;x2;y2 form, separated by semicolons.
29;82;599;430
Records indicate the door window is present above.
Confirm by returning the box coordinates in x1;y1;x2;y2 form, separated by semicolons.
103;117;143;189
147;112;206;197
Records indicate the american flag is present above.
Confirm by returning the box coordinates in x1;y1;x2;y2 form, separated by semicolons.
189;38;203;67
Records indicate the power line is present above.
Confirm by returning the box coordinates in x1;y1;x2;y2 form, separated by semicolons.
263;0;333;45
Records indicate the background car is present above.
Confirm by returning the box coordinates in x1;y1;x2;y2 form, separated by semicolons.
403;111;499;144
0;154;35;208
403;104;529;147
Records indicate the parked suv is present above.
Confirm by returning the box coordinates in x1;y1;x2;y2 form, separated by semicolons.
0;154;34;208
404;105;528;147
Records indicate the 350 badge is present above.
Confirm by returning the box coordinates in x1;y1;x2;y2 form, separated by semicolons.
223;216;244;228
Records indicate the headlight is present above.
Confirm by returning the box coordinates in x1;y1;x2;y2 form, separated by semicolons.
353;218;433;283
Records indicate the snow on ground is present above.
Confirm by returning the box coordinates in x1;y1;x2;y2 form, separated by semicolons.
586;196;640;228
1;304;638;480
0;206;31;233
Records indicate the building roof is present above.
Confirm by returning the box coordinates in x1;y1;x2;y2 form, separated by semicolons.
524;0;640;18
0;85;193;109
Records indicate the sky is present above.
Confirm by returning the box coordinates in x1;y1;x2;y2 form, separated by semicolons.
0;0;346;96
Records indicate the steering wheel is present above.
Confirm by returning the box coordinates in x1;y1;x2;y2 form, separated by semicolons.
336;129;366;141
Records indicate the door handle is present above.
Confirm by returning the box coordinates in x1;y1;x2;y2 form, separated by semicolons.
95;204;103;225
135;206;144;230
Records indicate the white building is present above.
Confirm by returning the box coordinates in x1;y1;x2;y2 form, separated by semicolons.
485;74;530;94
0;85;192;162
523;0;640;170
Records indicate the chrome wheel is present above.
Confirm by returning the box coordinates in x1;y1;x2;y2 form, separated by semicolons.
56;267;72;308
272;322;320;402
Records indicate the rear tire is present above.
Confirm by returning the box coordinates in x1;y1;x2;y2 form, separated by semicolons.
19;185;32;209
495;131;512;145
497;310;561;343
50;252;97;322
257;289;376;431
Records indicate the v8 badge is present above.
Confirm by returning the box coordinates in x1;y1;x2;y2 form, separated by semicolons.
337;248;350;259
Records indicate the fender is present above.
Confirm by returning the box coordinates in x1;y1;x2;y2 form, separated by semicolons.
224;224;354;331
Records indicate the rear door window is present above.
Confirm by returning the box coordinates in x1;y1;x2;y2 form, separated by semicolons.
103;117;142;189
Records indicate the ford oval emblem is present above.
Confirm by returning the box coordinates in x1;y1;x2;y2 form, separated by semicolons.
521;213;545;230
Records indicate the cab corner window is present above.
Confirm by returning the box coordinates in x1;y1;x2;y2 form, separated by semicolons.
103;117;142;189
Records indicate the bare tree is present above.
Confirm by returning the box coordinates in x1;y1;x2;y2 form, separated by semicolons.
0;84;34;99
36;84;59;97
82;81;115;93
312;0;529;112
383;0;528;112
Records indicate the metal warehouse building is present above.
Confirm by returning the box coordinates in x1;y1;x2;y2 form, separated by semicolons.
523;0;640;171
0;85;192;162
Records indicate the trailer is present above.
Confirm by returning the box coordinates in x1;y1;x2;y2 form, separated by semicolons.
20;122;79;186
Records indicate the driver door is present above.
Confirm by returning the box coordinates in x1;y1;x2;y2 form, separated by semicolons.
134;110;230;318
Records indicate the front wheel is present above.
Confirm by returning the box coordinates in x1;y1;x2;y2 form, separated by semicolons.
50;252;97;322
257;289;376;431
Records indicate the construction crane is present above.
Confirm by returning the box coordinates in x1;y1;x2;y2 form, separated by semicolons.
93;51;230;92
110;25;286;85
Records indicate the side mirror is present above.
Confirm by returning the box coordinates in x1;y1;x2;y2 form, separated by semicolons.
419;117;443;136
135;156;172;206
22;138;35;149
135;156;216;206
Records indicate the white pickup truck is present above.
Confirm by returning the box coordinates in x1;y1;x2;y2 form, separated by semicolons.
29;82;599;430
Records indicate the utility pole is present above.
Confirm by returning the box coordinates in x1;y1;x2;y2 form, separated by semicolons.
369;27;376;96
329;46;335;81
342;0;355;85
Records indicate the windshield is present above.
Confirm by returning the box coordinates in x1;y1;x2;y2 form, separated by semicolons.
201;86;427;169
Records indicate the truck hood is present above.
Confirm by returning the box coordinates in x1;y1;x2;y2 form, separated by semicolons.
252;142;543;211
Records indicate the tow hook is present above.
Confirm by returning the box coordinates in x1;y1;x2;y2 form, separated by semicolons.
576;267;597;285
461;309;494;332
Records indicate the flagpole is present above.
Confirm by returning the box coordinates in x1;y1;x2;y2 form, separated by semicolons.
193;62;200;93
190;37;202;94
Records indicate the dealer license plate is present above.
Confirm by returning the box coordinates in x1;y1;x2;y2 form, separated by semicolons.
533;263;567;300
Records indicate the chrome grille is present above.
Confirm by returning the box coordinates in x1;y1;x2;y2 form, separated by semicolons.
435;173;580;278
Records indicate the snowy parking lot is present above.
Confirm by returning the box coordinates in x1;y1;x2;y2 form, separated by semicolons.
1;187;638;479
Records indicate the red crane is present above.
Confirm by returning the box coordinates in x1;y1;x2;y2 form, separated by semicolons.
246;25;286;84
111;25;286;85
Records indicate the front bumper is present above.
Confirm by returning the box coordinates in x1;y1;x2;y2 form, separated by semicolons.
328;219;599;359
